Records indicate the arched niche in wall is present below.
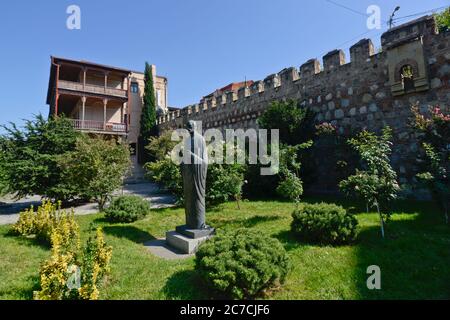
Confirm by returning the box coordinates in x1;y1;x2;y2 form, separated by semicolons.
386;37;429;96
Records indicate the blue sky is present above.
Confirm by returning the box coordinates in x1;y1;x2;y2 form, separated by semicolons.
0;0;448;130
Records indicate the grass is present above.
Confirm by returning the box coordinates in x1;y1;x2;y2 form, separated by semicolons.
0;196;449;300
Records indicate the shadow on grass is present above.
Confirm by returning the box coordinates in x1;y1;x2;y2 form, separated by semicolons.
3;230;51;251
162;269;211;300
210;215;282;229
92;216;110;224
353;210;450;299
274;228;359;251
270;198;450;299
102;225;156;244
0;274;41;300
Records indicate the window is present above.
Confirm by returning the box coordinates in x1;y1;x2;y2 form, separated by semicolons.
156;90;162;107
131;82;139;93
400;65;415;93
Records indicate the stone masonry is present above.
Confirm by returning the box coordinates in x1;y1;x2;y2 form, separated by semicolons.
157;16;450;189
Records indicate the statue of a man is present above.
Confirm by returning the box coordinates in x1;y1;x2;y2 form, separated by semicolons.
180;120;210;232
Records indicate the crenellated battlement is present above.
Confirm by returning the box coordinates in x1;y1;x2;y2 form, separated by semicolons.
154;14;449;197
157;32;382;126
157;15;448;134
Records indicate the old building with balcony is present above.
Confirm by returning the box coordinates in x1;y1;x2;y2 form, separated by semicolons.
46;56;168;164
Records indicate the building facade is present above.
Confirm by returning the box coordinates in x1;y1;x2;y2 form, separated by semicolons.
46;57;168;167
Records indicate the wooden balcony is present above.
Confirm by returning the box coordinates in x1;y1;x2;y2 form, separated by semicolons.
58;80;128;99
68;119;127;135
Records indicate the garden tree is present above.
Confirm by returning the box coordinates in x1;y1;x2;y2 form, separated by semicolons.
0;115;80;201
207;162;246;208
435;7;450;32
411;105;449;224
0;147;8;195
249;99;315;198
276;141;313;206
145;135;246;206
139;62;158;163
339;127;400;238
145;131;177;161
257;99;315;146
312;123;361;202
58;136;131;210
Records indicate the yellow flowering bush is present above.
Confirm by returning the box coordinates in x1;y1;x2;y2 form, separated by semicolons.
78;228;112;300
34;227;112;300
12;200;78;248
13;201;112;300
33;229;80;300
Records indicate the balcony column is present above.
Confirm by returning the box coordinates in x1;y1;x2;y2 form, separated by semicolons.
103;99;108;130
104;71;109;94
81;96;86;129
54;93;60;116
82;67;87;90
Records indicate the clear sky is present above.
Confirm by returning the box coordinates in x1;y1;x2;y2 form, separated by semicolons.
0;0;448;130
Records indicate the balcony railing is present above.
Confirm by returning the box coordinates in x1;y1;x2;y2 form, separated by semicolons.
68;119;127;134
58;80;127;99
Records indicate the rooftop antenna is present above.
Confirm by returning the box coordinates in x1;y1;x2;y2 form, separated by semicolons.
388;6;401;29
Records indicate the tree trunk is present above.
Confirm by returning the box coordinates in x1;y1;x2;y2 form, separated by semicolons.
98;195;107;211
235;194;241;210
444;206;448;225
376;202;385;238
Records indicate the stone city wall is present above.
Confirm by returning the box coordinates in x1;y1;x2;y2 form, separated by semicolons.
157;15;450;189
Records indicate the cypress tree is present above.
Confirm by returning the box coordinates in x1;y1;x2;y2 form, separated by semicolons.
139;62;158;163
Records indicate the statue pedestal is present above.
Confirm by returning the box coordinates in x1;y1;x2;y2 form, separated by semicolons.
176;225;215;239
165;231;210;254
166;225;215;254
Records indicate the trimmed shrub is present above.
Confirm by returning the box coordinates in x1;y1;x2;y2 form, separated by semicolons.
291;202;358;245
104;195;151;223
195;228;291;299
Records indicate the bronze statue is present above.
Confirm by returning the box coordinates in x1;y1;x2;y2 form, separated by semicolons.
177;121;214;238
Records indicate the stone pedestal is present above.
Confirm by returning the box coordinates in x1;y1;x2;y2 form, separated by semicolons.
176;225;215;239
165;225;215;254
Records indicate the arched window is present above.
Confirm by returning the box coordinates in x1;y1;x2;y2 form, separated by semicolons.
401;65;415;93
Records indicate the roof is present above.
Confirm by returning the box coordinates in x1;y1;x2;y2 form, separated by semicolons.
52;56;133;74
203;81;254;99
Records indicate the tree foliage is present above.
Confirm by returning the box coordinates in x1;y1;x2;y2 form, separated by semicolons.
0;115;80;201
139;62;158;163
339;127;400;237
435;8;450;32
411;105;449;223
145;131;177;161
58;136;131;210
257;99;315;145
249;99;315;198
144;135;246;206
276;141;313;204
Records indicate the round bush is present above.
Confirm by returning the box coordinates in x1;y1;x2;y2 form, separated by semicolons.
195;228;291;299
104;195;150;223
291;202;358;245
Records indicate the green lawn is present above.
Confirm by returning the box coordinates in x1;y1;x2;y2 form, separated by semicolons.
1;197;449;300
